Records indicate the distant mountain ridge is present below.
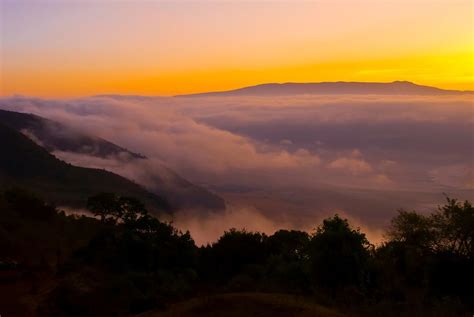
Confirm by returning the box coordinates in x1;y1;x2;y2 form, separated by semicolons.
176;81;473;97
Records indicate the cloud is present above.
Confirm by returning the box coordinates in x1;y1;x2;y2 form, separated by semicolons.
371;174;394;186
171;206;288;246
171;205;386;246
20;129;45;147
327;157;373;175
280;139;293;145
429;165;474;190
1;94;472;243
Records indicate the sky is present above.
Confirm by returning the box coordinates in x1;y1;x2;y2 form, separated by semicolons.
1;0;473;97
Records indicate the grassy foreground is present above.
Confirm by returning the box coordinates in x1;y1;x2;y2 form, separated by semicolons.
138;293;346;317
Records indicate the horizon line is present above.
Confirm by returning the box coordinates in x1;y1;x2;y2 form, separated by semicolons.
1;80;473;99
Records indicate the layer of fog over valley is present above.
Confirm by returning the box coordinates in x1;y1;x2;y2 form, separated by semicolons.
1;90;472;244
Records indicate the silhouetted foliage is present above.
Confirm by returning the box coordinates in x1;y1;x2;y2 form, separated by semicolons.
1;190;472;316
4;188;57;221
267;229;309;261
372;197;474;310
432;198;473;258
264;230;311;292
388;210;435;250
308;215;372;293
199;229;268;287
87;192;121;223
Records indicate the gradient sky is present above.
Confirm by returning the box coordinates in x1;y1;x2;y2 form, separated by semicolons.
1;0;473;97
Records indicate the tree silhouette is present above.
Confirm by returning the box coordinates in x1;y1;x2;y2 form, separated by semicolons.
432;198;473;258
267;229;309;261
387;210;435;251
308;215;372;292
86;192;121;223
209;229;268;281
118;196;148;227
3;189;473;316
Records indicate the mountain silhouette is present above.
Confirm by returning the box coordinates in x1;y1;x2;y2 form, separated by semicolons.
0;122;170;213
0;109;146;159
176;81;473;97
0;109;226;212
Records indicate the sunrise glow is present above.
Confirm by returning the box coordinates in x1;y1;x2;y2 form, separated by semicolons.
1;0;473;97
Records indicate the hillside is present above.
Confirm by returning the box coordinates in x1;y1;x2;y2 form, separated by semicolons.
0;109;145;159
0;123;170;213
0;109;225;211
0;190;471;316
139;293;346;317
176;81;473;97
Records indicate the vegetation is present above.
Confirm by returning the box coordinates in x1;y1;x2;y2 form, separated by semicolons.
0;189;472;316
0;122;170;212
0;109;145;159
138;293;345;317
1;110;228;212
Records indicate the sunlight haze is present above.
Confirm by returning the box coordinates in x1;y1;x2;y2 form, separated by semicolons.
1;0;473;96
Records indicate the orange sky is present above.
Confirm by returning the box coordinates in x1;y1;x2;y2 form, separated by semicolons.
1;0;473;97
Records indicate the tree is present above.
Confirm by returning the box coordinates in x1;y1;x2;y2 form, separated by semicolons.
387;198;474;258
3;188;57;221
376;198;474;304
86;193;121;223
308;215;372;291
208;229;268;281
87;193;150;226
265;230;311;292
431;198;474;258
267;229;309;261
387;210;435;251
118;196;148;227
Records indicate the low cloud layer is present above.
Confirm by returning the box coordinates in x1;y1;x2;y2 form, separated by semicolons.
171;206;385;246
1;94;472;243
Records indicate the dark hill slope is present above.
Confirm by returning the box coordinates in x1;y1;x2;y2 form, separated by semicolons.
0;109;145;159
139;293;345;317
0;109;225;211
176;81;473;97
0;123;170;213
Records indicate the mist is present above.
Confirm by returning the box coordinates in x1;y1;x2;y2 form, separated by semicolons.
0;94;472;243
